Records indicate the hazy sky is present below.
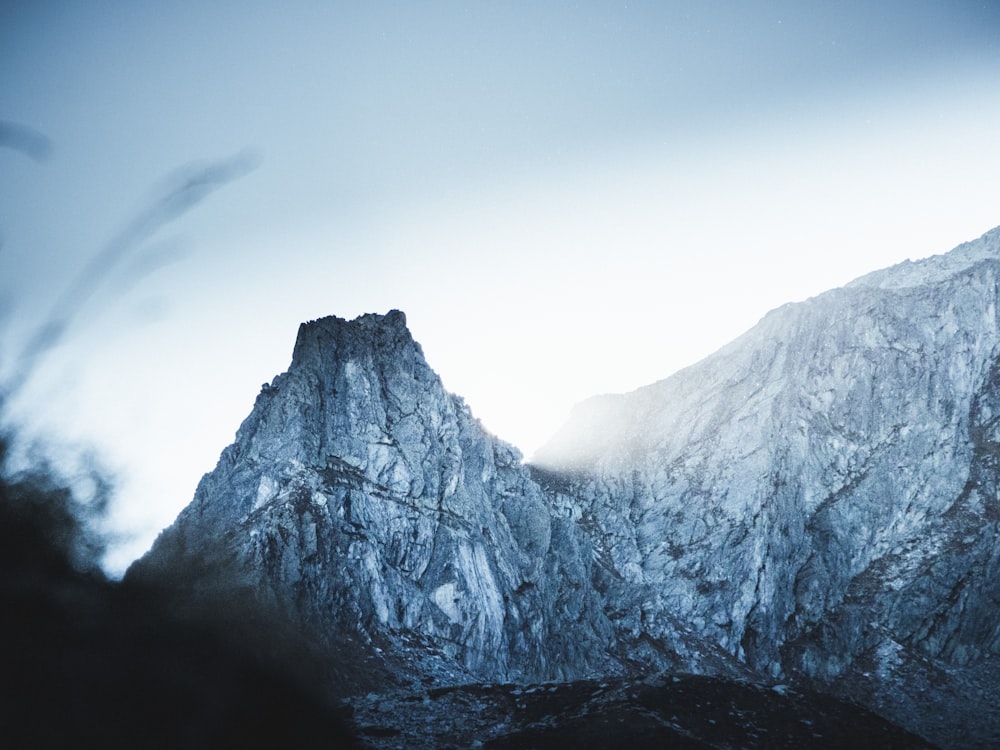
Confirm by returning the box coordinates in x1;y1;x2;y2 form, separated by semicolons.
3;1;1000;573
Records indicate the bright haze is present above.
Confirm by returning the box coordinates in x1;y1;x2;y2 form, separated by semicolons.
2;2;999;574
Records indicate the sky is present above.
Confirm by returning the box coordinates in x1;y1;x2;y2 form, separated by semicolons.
2;1;1000;574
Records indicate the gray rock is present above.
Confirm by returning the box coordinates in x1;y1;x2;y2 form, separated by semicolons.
131;227;1000;748
131;310;621;689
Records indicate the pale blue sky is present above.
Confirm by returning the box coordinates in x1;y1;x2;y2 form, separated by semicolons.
3;1;1000;572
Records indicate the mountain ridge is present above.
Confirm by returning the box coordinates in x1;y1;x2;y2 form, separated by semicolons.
538;225;1000;468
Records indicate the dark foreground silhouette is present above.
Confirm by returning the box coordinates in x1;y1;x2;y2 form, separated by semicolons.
0;439;361;749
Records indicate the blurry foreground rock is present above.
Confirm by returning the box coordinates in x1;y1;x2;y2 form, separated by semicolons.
0;436;360;749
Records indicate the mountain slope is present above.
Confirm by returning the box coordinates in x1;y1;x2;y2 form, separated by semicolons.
533;226;1000;746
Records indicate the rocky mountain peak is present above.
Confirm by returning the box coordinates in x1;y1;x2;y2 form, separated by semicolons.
289;310;415;371
132;308;620;690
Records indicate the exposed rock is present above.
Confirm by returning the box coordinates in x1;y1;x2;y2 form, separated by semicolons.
131;309;625;691
131;227;1000;748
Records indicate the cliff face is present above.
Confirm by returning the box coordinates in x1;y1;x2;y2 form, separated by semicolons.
131;228;1000;748
131;310;622;688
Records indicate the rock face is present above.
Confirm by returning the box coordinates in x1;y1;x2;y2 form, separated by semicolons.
131;310;623;689
131;228;1000;748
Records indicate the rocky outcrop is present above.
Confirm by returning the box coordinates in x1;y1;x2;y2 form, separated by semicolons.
131;228;1000;748
130;310;625;689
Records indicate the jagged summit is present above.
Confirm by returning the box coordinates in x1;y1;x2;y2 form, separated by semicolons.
295;309;410;345
289;309;416;371
131;228;1000;748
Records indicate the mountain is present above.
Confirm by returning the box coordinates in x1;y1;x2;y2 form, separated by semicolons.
129;228;1000;748
130;310;628;691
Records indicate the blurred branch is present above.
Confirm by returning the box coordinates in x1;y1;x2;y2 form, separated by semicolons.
0;439;112;576
2;149;260;401
0;120;53;162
